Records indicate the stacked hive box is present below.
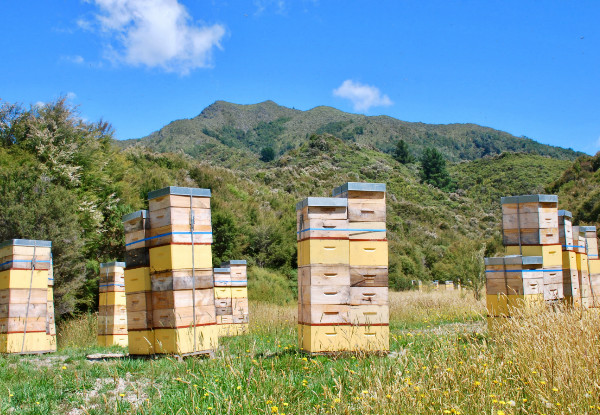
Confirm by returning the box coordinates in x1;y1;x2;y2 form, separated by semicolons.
297;182;389;354
148;187;218;355
214;260;249;336
579;226;600;308
333;182;389;352
485;255;545;326
558;211;581;307
98;262;128;347
0;239;54;353
123;210;154;355
502;195;563;303
297;197;351;353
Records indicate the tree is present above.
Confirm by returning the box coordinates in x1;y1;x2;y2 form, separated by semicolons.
420;147;454;191
260;146;275;162
394;139;414;164
435;239;486;300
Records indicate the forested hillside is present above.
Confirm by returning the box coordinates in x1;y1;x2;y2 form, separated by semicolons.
121;101;582;165
0;98;580;319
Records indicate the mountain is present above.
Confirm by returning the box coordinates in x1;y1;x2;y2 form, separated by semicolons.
121;100;583;166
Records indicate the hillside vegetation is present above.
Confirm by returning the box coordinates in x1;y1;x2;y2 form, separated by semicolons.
122;100;582;165
0;98;578;317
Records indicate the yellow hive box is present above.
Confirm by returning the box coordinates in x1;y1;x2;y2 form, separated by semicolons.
0;270;48;290
0;332;50;353
562;251;577;269
297;239;349;266
576;253;589;272
46;334;57;352
124;267;151;293
505;245;562;268
217;323;249;337
154;325;218;354
589;259;600;275
231;287;248;299
486;294;544;317
349;241;388;267
214;287;232;299
298;324;351;353
128;330;155;355
149;244;212;273
97;334;128;347
348;325;389;352
99;292;126;306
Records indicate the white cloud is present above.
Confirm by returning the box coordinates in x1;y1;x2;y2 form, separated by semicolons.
64;55;85;64
89;0;226;75
333;80;393;112
66;92;77;100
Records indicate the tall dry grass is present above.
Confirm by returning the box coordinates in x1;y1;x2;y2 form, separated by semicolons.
56;312;98;348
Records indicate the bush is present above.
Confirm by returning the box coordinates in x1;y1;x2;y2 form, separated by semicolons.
248;267;295;305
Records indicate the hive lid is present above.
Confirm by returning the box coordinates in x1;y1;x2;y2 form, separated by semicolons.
558;210;572;218
100;261;126;268
484;257;505;266
501;194;558;204
296;197;347;211
122;210;147;222
148;186;211;200
213;268;231;273
504;255;543;266
579;226;597;232
0;239;52;249
332;182;386;197
221;260;247;266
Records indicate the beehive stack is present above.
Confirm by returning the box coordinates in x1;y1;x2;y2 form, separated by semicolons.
485;255;545;328
297;182;389;354
0;239;54;353
147;186;218;355
502;195;563;303
214;260;249;336
123;210;154;355
98;262;128;347
579;226;600;308
558;211;580;306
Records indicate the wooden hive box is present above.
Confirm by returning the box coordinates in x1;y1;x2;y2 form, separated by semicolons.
213;267;231;287
571;227;587;254
579;226;599;259
149;244;212;273
154;324;218;355
151;269;213;291
147;187;212;247
220;260;248;287
332;182;386;223
505;244;562;268
0;239;52;272
558;210;574;250
485;256;545;316
501;195;559;246
122;210;150;252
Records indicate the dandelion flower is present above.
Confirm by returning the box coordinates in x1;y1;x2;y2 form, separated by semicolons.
271;406;279;413
497;411;505;415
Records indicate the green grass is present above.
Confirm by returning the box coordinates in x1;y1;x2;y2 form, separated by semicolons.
2;291;599;414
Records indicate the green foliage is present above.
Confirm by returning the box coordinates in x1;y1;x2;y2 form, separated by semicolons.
260;146;275;162
394;139;415;164
247;267;296;305
420;147;454;191
433;239;486;300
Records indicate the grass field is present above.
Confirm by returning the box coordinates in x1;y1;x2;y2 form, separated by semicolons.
1;290;599;414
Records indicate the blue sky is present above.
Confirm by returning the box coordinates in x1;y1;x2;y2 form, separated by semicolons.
1;1;599;154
